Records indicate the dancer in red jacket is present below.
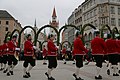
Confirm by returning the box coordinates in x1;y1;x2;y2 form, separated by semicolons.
73;31;88;80
7;34;20;76
116;35;120;74
106;34;119;76
23;34;36;78
2;37;10;73
45;34;58;80
91;29;107;79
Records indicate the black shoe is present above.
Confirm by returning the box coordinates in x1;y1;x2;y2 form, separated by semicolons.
64;62;66;64
73;73;77;79
106;64;109;67
76;77;84;80
10;71;13;75
85;62;89;65
99;75;102;79
95;75;102;79
119;70;120;74
113;73;119;76
73;63;75;64
116;73;119;76
45;72;49;78
23;75;29;78
26;72;31;77
107;69;110;75
0;68;3;71
3;69;7;73
48;77;55;80
7;72;10;76
43;63;47;65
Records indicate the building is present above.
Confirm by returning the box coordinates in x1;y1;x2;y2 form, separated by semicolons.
0;10;24;47
66;0;120;48
49;7;59;41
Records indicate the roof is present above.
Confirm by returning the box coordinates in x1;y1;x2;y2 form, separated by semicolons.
52;7;57;17
0;10;14;19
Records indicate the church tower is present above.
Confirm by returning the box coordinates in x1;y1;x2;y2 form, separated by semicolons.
49;7;59;41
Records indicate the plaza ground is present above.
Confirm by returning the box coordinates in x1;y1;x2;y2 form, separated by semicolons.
0;60;120;80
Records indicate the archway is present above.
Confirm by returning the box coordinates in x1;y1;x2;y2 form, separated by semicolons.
81;24;96;35
18;26;36;47
59;25;80;47
81;24;96;43
10;29;20;40
36;25;59;46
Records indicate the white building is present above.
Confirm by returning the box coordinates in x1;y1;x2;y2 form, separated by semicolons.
66;0;120;48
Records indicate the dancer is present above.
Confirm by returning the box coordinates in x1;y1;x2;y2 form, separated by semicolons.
23;34;36;78
2;38;10;73
73;30;88;80
62;46;67;64
116;35;120;74
106;34;119;76
91;29;107;79
6;34;20;76
45;34;58;80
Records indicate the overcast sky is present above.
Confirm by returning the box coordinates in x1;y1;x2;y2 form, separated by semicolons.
0;0;84;28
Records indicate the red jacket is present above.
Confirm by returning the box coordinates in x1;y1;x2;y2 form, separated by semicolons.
62;48;66;55
7;40;18;55
73;37;88;55
47;40;58;56
106;39;118;54
91;37;106;55
24;40;34;56
42;48;47;56
2;43;8;55
0;45;3;56
116;40;120;54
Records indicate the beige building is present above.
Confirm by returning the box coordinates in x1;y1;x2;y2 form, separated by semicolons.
0;10;24;47
66;0;120;48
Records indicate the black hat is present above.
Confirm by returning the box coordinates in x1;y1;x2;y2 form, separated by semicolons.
75;30;81;37
12;34;17;38
26;34;31;38
48;34;54;39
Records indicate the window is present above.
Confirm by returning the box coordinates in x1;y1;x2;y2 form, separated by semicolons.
94;20;97;27
111;6;115;14
94;9;97;16
111;18;116;26
6;21;9;25
118;7;120;15
118;19;120;26
5;27;8;31
0;21;1;24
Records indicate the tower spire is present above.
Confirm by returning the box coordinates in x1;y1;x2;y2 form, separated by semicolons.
34;19;36;27
52;7;57;17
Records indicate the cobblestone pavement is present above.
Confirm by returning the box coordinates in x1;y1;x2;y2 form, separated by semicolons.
0;60;120;80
